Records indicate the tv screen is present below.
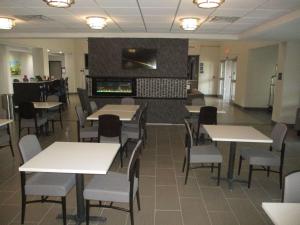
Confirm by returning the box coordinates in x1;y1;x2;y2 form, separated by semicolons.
122;48;157;70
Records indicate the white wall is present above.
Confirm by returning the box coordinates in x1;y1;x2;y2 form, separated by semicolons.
245;45;278;108
8;51;33;80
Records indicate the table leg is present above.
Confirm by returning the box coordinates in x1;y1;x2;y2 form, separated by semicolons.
76;174;85;223
227;142;236;189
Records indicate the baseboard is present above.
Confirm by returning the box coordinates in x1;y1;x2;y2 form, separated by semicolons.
232;102;269;111
204;94;223;98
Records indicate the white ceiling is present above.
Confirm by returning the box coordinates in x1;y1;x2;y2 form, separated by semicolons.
0;0;299;40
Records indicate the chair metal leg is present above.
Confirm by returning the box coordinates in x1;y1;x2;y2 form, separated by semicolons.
238;156;243;175
184;163;190;184
61;197;66;225
279;166;283;189
267;166;270;177
248;165;253;188
136;189;141;211
21;195;26;224
86;200;90;225
52;120;55;132
129;198;134;225
217;163;221;186
182;156;186;172
211;163;214;173
9;140;14;157
120;147;124;168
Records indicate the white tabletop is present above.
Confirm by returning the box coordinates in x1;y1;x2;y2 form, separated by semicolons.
19;142;120;174
0;119;13;127
33;102;62;109
203;125;273;143
185;105;226;114
101;104;140;112
87;110;136;121
262;202;300;225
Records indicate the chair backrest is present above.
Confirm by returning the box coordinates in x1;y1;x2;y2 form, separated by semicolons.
19;102;36;119
47;95;59;102
90;101;98;113
283;170;300;203
75;105;86;127
271;123;287;151
121;97;135;105
18;134;42;163
184;119;194;148
192;97;205;106
127;140;142;181
98;114;121;138
77;88;92;114
0;108;7;118
198;106;217;125
140;103;148;135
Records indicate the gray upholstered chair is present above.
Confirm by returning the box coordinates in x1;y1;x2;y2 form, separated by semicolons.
238;123;288;188
122;103;147;147
0;109;14;157
182;119;222;185
84;140;142;225
19;135;75;225
90;101;98;113
46;95;63;132
121;97;135;105
282;170;300;203
75;105;98;142
98;114;128;167
18;102;48;138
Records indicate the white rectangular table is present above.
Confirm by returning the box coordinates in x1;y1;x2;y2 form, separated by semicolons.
19;142;120;224
101;104;139;112
87;104;139;121
32;102;62;109
185;105;226;114
203;125;273;188
0;119;13;127
262;202;300;225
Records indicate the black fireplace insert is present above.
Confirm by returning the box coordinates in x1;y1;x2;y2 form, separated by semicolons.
92;77;136;97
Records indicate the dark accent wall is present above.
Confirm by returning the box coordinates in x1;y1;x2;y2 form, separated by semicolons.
88;38;188;78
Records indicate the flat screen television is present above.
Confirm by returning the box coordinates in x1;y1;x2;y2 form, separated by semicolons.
122;48;157;70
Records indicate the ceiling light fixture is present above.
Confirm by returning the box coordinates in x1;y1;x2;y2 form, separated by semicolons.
193;0;224;9
43;0;75;8
180;18;201;31
86;17;107;29
0;17;15;29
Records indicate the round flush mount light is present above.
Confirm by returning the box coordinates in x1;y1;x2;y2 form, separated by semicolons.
193;0;225;9
180;18;201;31
43;0;75;8
0;17;15;29
86;17;107;29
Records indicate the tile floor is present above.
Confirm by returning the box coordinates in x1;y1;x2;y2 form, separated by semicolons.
0;96;299;225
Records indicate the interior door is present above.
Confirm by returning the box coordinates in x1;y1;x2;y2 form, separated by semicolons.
49;61;62;79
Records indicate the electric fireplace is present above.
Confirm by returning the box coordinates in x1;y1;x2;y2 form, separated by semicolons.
92;78;136;97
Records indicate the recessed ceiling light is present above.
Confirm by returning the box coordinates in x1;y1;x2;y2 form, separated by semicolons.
43;0;75;8
86;17;107;29
0;17;15;29
47;49;50;52
180;18;201;31
193;0;225;9
59;51;63;54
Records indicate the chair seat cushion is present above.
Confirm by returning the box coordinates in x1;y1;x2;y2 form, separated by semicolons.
190;144;222;163
240;148;280;166
21;117;48;128
80;126;98;139
25;173;75;197
99;134;128;146
84;172;138;203
123;121;138;129
122;126;139;139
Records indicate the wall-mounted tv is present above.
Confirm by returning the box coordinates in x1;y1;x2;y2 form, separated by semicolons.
122;48;157;70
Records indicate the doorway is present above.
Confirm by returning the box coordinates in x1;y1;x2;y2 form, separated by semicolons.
219;58;237;102
187;55;199;80
49;61;62;79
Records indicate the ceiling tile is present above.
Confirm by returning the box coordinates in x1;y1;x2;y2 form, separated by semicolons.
66;7;107;17
247;9;289;18
259;0;300;10
143;15;174;23
139;0;180;8
95;0;138;8
219;0;267;10
104;7;140;15
212;8;249;17
27;7;73;16
141;7;176;15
